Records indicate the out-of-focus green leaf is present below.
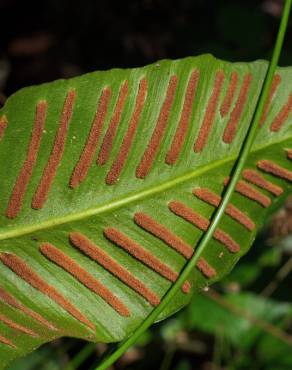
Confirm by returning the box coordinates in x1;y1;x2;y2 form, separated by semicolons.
184;292;292;349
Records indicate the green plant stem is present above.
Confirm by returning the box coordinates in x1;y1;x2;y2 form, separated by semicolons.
94;2;292;369
64;343;97;370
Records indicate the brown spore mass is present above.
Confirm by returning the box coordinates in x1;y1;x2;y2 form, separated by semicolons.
168;201;240;253
224;178;271;207
223;73;252;143
134;212;193;258
70;88;111;188
69;232;160;306
193;187;255;231
165;70;200;164
243;169;283;196
106;78;147;185
97;81;129;165
32;89;76;209
0;252;95;331
0;313;38;337
6;101;47;218
257;159;292;182
40;243;130;317
0;286;56;330
104;227;191;294
270;93;292;132
196;258;217;278
194;70;224;152
136;75;178;178
259;74;281;127
0;334;16;349
0;116;8;141
220;72;238;118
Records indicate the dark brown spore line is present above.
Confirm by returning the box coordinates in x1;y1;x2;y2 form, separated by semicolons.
0;334;16;349
224;178;271;207
0;286;56;330
257;160;292;182
220;71;239;118
196;258;217;278
242;169;283;196
69;232;160;306
194;70;225;153
104;227;191;294
136;75;178;178
287;149;292;160
259;74;281;127
165;70;200;165
32;89;76;209
134;212;193;259
70;88;111;188
223;73;252;144
0;252;95;331
97;81;129;166
40;243;130;317
193;188;255;231
0;116;8;141
270;93;292;132
6;101;48;219
106;78;147;185
0;313;38;337
168;201;240;253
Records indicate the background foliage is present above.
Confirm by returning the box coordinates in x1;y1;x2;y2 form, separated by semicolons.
0;0;291;369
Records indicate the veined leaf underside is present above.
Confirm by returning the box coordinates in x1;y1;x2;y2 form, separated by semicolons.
0;54;291;368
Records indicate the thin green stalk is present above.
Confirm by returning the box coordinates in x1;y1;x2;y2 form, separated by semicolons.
94;2;292;369
64;343;96;370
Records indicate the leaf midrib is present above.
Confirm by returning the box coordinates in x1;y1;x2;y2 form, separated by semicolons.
0;136;290;242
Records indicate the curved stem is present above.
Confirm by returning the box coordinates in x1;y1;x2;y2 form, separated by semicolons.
95;2;292;369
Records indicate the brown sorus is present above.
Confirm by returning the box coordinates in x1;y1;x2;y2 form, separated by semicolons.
134;212;193;259
70;88;111;188
0;116;8;142
136;75;178;178
0;334;16;349
223;73;252;143
0;286;56;330
194;70;224;152
168;200;240;253
0;313;38;337
135;213;219;279
0;252;95;331
220;72;238;118
193;187;255;231
69;232;160;306
104;227;191;294
196;258;217;278
257;159;292;182
166;70;200;164
270;93;292;132
243;169;283;196
224;178;271;207
32;90;76;209
40;242;130;317
260;74;281;127
6;101;47;218
106;78;147;185
97;81;128;165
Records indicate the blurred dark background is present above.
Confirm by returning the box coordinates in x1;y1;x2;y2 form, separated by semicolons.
1;0;292;99
1;1;292;369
